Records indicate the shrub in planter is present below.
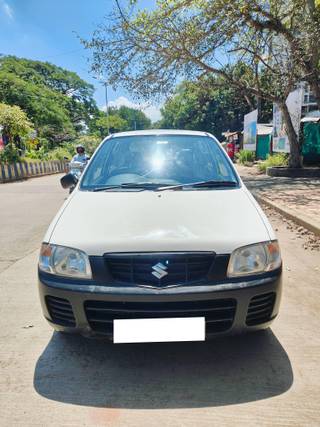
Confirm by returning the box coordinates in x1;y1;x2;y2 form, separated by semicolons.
258;153;288;173
236;150;255;165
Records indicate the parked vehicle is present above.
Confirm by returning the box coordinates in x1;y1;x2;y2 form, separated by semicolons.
38;130;282;343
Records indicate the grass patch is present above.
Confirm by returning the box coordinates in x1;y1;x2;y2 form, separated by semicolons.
236;149;255;165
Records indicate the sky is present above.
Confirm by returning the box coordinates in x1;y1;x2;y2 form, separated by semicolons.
0;0;161;121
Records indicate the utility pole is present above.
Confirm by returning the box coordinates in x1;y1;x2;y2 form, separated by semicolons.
93;73;110;136
105;82;110;135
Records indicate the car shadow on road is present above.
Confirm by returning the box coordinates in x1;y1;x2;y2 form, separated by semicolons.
33;329;293;409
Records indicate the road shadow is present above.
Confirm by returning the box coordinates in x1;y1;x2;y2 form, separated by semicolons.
34;330;293;409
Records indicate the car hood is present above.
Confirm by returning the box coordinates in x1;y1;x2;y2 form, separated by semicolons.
48;188;272;255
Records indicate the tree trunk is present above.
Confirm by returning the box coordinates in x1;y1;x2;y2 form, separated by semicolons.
279;102;303;168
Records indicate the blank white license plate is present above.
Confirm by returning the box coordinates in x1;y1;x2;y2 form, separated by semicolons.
113;317;205;344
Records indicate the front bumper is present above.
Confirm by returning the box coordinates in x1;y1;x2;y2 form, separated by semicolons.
38;270;282;340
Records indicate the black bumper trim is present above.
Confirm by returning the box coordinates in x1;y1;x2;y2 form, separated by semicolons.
38;271;282;339
38;270;281;296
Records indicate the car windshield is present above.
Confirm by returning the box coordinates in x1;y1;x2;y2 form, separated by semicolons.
80;134;239;190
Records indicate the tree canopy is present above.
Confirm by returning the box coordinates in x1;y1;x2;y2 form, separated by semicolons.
0;102;34;162
0;55;98;145
116;105;151;130
0;56;152;145
89;106;151;137
158;75;272;137
83;0;320;167
0;102;33;142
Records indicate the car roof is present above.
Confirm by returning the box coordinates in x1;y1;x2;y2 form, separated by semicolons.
110;129;213;138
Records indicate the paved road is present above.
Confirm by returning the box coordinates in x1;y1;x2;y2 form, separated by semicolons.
0;174;67;273
0;175;320;427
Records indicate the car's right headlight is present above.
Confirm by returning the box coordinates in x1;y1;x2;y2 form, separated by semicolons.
39;243;92;279
227;241;281;278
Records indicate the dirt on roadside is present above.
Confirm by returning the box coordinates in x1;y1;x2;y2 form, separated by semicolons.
262;203;320;251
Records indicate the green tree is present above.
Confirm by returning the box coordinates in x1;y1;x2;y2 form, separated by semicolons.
91;111;128;136
158;77;272;137
0;103;34;162
0;103;33;143
0;56;98;146
116;106;151;130
83;0;320;167
90;105;151;136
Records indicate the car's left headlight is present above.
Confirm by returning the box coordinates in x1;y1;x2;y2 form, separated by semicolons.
39;243;92;279
227;241;281;278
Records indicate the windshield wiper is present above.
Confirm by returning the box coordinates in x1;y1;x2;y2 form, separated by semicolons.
92;185;123;192
157;180;238;191
91;182;163;192
90;180;237;192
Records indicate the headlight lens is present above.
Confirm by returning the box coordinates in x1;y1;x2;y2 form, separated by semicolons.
39;243;92;279
227;241;281;278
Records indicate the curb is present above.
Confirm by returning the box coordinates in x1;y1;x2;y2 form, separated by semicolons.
0;160;67;183
253;193;320;237
267;166;320;178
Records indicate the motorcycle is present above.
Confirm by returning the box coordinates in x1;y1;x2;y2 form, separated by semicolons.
61;159;89;193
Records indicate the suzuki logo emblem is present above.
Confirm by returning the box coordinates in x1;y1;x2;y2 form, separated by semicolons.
151;262;168;279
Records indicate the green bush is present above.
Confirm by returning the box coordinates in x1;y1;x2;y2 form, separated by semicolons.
24;146;48;160
1;133;100;164
46;146;72;161
23;146;72;161
0;145;20;163
236;149;255;165
258;153;288;173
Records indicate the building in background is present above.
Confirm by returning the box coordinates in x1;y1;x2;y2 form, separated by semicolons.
300;84;320;163
223;83;320;162
302;83;319;117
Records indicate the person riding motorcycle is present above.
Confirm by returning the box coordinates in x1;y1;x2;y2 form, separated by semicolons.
67;145;89;193
72;144;89;164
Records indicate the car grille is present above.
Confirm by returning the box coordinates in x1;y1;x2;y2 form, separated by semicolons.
45;296;76;327
246;292;276;326
84;298;236;335
105;252;215;287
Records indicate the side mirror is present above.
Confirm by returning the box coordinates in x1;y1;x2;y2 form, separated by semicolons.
60;173;78;189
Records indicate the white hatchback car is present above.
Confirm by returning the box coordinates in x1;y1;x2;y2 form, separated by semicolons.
38;130;282;342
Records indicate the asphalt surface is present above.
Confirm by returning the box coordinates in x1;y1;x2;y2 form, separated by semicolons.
0;174;320;427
